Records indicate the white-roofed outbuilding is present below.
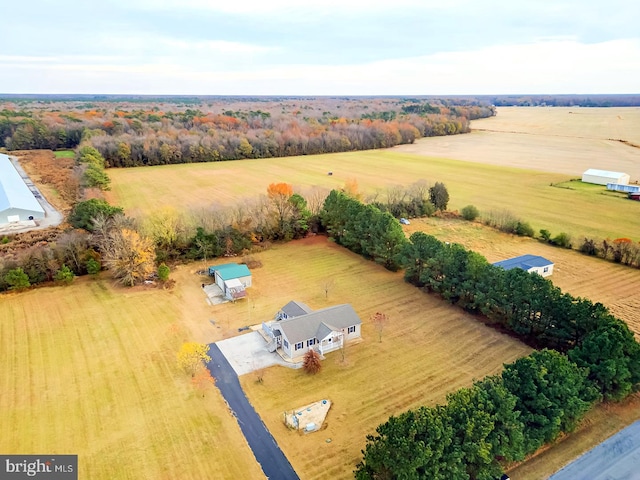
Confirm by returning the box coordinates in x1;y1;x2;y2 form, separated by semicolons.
0;153;45;224
582;169;630;186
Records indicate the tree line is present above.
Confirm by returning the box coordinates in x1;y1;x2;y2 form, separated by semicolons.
0;99;494;164
356;349;601;480
318;190;640;478
0;181;325;291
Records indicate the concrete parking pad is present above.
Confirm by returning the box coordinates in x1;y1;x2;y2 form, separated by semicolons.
216;331;296;375
549;420;640;480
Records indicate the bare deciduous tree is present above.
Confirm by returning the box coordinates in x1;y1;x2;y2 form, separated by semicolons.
371;312;389;342
322;278;335;300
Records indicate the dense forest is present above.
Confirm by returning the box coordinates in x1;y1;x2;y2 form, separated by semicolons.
0;97;496;166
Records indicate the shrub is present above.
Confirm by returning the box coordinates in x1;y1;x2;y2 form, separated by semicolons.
4;267;31;290
539;229;552;242
580;238;598;256
54;264;74;285
483;209;519;233
460;204;479;221
241;255;263;269
515;221;535;237
157;263;170;282
302;349;322;374
86;258;101;275
552;232;572;248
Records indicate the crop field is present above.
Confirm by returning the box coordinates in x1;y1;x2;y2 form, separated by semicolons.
396;106;640;178
405;217;640;336
0;277;265;480
106;107;640;242
233;236;532;479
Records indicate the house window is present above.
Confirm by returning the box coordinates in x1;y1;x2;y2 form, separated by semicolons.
295;342;304;350
283;339;289;349
307;338;316;347
348;326;356;334
543;267;549;273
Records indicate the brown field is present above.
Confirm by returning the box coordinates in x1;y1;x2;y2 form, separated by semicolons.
0;276;265;480
106;107;640;242
395;106;640;179
227;236;533;480
404;217;640;337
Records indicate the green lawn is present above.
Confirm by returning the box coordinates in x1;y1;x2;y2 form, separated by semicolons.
54;150;75;158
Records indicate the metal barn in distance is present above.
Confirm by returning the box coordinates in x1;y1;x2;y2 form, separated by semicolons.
0;153;45;225
582;169;630;186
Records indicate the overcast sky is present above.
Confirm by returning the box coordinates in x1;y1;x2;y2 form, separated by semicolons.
1;0;639;95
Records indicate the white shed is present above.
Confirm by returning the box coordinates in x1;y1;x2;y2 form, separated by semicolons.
582;169;630;186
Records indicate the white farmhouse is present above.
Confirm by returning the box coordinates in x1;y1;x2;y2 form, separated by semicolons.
262;303;362;359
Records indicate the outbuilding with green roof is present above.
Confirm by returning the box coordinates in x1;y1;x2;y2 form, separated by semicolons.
208;263;252;300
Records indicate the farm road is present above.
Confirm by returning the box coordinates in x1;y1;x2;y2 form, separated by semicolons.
206;343;299;480
549;420;640;480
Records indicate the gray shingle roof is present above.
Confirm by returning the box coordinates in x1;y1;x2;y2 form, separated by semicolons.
278;304;361;344
280;300;313;318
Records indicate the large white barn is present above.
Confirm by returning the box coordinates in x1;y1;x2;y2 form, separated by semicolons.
582;169;630;186
0;153;45;225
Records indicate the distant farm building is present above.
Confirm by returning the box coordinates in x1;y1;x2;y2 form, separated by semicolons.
0;153;45;225
493;254;554;277
262;303;362;359
208;263;252;300
608;183;640;193
582;169;630;186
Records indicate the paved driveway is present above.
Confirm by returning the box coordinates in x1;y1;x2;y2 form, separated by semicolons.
206;344;299;480
216;331;295;375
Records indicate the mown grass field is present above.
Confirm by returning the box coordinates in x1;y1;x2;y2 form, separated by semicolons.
229;236;533;479
0;276;265;480
106;107;640;242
